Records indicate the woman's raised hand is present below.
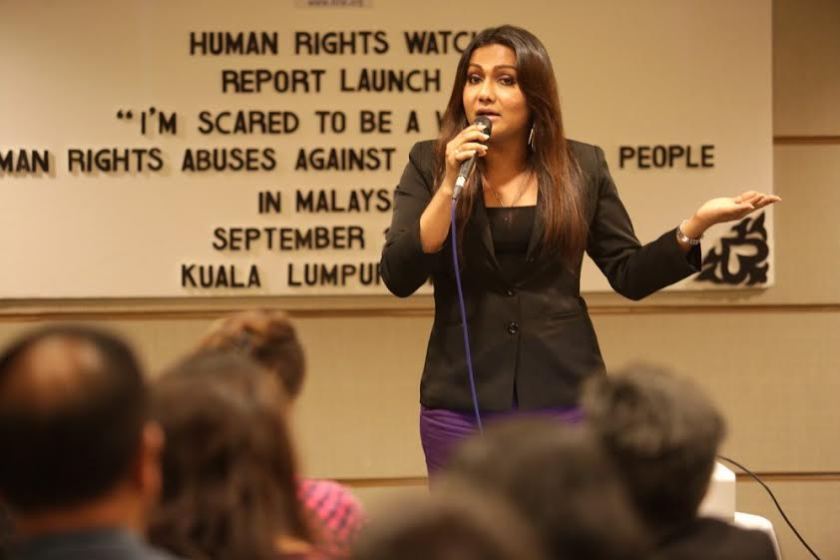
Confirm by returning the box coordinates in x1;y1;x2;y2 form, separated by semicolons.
682;190;781;238
443;123;490;185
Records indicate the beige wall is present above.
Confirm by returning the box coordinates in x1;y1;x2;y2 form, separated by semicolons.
1;1;837;558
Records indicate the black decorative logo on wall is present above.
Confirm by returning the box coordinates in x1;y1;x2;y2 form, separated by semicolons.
696;212;770;286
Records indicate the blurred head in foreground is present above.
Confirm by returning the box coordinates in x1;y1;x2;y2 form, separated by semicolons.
0;325;162;536
352;489;545;560
199;309;306;401
148;351;311;560
581;364;726;536
442;418;650;560
197;309;367;554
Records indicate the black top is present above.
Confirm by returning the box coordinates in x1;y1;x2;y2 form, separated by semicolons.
653;517;777;560
381;139;701;412
485;205;536;284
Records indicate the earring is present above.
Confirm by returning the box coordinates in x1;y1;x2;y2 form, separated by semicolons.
527;125;536;150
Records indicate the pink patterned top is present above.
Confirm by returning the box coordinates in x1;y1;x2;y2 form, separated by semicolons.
298;478;365;556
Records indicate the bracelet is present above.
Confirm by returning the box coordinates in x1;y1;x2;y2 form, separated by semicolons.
676;220;703;246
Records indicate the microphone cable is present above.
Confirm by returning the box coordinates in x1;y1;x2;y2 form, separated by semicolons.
450;197;483;433
447;116;492;432
717;455;821;560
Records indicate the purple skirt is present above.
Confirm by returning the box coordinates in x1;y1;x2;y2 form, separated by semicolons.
419;405;584;477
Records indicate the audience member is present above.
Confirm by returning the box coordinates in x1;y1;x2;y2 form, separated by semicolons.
148;350;326;559
352;489;546;560
582;364;777;560
442;418;650;560
199;310;365;555
0;505;13;560
0;325;174;560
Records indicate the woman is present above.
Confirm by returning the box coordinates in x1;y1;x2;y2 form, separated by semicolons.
379;25;779;474
199;310;365;557
148;351;327;559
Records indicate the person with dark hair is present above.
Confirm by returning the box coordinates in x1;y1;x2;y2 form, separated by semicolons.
148;350;327;560
379;24;780;474
351;489;546;560
0;505;13;560
0;325;175;560
199;310;365;556
581;365;777;560
441;418;651;560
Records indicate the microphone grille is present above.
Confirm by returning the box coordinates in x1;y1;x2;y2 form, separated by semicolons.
473;115;492;137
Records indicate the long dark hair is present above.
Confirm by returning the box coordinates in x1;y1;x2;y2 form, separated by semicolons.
148;351;312;560
436;25;587;262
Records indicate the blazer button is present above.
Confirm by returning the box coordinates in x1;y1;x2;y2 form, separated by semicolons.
507;321;519;335
506;289;515;297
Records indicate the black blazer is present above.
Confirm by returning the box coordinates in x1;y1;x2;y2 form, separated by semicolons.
381;139;700;412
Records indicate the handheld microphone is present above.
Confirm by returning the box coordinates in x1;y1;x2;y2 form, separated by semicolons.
452;115;493;200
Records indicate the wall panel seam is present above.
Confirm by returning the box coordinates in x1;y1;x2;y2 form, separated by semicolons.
2;303;840;322
334;472;840;488
774;135;840;145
